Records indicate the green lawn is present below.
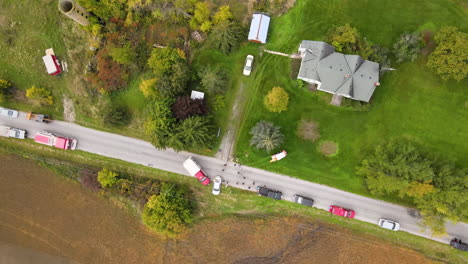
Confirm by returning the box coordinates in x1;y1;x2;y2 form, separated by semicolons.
0;0;89;118
234;0;468;198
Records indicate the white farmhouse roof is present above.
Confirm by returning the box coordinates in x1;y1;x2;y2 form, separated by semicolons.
191;90;205;100
248;13;270;44
42;55;59;74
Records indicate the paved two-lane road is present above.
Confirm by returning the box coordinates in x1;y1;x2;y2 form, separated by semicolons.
1;112;467;245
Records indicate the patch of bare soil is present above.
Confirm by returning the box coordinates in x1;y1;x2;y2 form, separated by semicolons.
319;141;338;157
62;97;76;122
297;119;320;142
0;154;436;264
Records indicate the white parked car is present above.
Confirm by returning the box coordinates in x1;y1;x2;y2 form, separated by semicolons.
0;107;19;118
212;176;222;195
243;55;254;76
378;219;400;231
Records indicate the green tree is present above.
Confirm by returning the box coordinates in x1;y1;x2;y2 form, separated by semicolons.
142;183;193;234
393;32;423;63
357;142;468;234
326;24;373;59
326;24;359;53
145;98;176;149
427;26;467;81
147;47;186;76
0;79;12;103
25;86;54;105
209;20;243;54
249;120;284;152
264;87;289;113
97;168;119;188
139;78;159;97
199;66;227;94
175;116;214;150
190;1;211;31
213;5;232;24
109;45;135;65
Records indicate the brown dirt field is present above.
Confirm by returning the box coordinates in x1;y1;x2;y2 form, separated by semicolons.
319;141;338;157
0;154;436;264
297;119;320;142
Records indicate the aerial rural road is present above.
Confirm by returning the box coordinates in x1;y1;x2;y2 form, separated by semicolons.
1;112;467;245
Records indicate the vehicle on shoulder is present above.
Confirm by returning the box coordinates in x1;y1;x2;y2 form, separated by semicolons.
329;205;355;218
293;194;314;207
0;126;26;139
257;186;282;200
450;238;468;251
0;107;19;118
183;157;211;186
212;176;222;195
27;112;52;123
378;219;400;231
33;131;77;150
243;55;254;76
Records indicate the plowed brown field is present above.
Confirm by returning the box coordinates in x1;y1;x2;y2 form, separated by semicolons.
0;154;436;264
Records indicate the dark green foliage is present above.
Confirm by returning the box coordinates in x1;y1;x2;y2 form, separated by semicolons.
80;0;128;20
209;21;243;54
0;79;13;103
392;32;423;63
114;178;161;205
144;98;176;149
98;99;131;126
142;183;193;234
174;116;215;150
147;48;190;97
198;66;228;95
357;142;468;234
369;45;391;69
427;26;467;81
172;96;207;120
249;121;284;152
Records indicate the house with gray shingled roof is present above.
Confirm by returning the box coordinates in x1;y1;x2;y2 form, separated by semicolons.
297;40;380;102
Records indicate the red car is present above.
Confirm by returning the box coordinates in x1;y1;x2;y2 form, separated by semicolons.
329;205;355;218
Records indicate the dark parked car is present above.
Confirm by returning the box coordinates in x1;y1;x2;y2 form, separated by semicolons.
257;186;282;200
450;238;468;251
293;194;314;207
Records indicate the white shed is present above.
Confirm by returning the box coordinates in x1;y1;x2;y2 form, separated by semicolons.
191;90;205;100
248;13;270;44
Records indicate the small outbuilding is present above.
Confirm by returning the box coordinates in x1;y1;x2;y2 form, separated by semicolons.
190;90;205;100
42;48;62;76
248;13;270;44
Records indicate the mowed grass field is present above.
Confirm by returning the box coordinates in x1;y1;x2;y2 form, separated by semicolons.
0;0;82;118
235;0;468;198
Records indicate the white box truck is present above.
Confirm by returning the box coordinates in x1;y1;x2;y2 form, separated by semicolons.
183;157;211;185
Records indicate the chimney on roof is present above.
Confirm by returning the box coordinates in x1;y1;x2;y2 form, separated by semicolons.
374;82;381;86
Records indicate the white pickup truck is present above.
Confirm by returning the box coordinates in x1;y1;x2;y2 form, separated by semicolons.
0;125;26;139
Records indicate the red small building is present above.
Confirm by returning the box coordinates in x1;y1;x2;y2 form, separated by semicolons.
42;54;62;75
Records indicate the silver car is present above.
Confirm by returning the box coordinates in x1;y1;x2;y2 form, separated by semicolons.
212;176;222;195
243;55;254;76
378;219;400;231
0;107;19;118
